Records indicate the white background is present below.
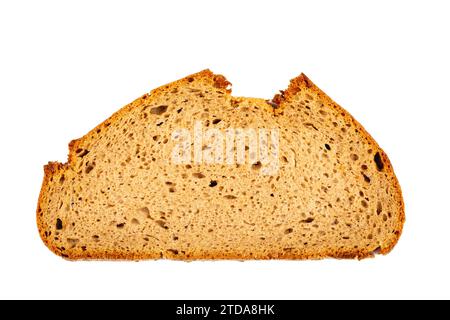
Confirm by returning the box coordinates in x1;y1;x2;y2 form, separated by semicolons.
0;0;449;300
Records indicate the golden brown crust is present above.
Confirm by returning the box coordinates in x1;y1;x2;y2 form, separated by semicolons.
56;242;381;260
36;162;66;257
63;250;377;261
37;70;404;261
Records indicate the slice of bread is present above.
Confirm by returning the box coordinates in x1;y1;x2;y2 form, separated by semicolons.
37;69;404;260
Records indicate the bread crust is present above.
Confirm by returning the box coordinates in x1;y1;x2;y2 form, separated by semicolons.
36;70;404;261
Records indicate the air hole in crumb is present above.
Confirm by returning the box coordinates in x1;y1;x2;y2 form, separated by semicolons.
212;119;222;125
224;195;237;200
325;144;331;150
116;223;125;229
301;218;315;223
85;164;95;174
361;200;368;208
374;152;384;171
193;172;205;178
362;173;371;183
150;105;168;115
351;154;359;161
209;180;218;187
56;218;63;230
377;202;383;215
177;108;183;113
152;135;159;141
284;228;294;234
169;187;176;193
155;220;168;229
361;164;368;170
78;149;90;158
281;156;288;163
252;161;262;170
131;218;140;225
167;249;179;255
304;123;319;131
